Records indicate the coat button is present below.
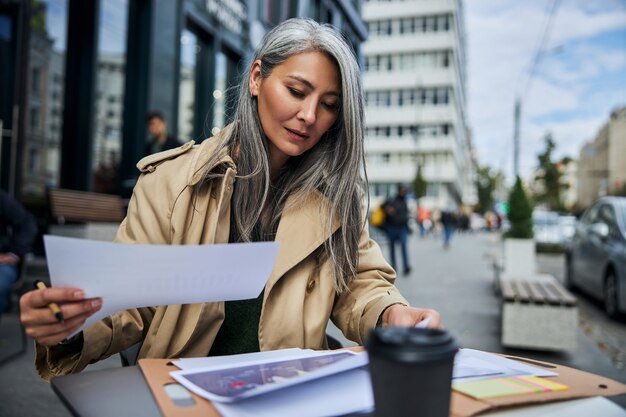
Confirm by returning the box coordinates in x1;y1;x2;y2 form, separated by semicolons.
306;279;316;293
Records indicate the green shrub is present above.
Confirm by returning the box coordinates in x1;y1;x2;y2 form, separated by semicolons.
505;176;534;239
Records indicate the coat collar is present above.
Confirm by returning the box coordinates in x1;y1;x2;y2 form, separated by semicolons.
187;126;236;187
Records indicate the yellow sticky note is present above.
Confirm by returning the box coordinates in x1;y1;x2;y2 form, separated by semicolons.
453;375;568;399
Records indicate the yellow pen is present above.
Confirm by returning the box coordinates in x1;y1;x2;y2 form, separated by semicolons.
35;280;64;323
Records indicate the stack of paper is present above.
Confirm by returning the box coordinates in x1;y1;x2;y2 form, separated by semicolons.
170;349;374;417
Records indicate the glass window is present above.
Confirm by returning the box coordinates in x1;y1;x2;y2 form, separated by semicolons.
437;15;449;32
310;0;321;22
618;204;626;230
428;16;437;32
29;149;39;172
31;67;41;93
211;52;227;135
598;204;619;237
583;204;599;224
21;0;68;196
379;20;390;36
427;182;440;197
92;0;128;194
178;29;198;141
415;17;424;32
29;107;40;132
263;0;284;26
379;55;388;72
368;21;378;36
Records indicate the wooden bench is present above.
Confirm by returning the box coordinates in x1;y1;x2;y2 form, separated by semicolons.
501;277;578;351
47;188;126;241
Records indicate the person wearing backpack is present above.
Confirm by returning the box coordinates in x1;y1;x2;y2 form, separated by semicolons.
383;185;412;276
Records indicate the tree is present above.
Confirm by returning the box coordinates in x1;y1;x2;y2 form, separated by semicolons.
412;164;427;202
534;132;566;211
31;0;47;32
476;166;496;214
506;176;534;239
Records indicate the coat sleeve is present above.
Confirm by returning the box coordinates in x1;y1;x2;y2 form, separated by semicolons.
330;225;408;345
35;166;176;381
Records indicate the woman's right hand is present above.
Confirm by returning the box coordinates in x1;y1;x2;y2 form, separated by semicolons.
20;287;102;346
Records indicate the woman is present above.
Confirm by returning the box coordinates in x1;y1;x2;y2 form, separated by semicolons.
20;18;440;380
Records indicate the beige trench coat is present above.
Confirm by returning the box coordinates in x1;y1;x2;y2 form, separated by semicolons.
36;131;408;380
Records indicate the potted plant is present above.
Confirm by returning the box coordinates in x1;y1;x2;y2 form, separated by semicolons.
502;176;535;280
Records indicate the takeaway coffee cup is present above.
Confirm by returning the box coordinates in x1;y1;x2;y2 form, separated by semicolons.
365;327;459;417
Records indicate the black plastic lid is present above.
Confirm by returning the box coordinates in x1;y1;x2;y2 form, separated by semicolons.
365;327;459;363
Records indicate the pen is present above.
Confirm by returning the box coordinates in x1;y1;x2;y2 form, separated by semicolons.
35;280;64;323
415;317;432;329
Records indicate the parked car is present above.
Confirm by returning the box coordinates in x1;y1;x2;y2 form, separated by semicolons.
565;197;626;319
533;210;563;248
558;215;578;243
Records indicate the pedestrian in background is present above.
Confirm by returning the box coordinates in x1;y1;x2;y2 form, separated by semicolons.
416;205;431;238
145;110;182;156
440;208;456;249
383;184;412;275
0;189;37;313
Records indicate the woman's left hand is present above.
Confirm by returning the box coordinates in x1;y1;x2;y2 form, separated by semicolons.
381;305;441;329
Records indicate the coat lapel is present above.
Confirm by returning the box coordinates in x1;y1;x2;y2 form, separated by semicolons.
264;190;341;296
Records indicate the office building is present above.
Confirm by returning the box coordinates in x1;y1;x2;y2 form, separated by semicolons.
361;0;475;210
577;106;626;208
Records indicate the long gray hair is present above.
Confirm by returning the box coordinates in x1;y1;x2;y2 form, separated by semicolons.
200;18;367;293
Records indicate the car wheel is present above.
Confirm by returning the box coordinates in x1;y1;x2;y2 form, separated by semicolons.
604;271;624;320
564;255;577;291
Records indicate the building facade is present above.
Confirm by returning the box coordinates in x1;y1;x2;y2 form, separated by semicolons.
0;0;366;209
361;0;474;210
577;106;626;208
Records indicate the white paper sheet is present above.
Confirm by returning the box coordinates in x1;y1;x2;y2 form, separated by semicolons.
43;235;279;333
172;348;320;370
170;351;365;403
453;349;558;381
212;368;374;417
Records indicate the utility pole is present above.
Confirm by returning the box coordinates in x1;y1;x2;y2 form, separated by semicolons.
512;0;560;183
513;99;521;179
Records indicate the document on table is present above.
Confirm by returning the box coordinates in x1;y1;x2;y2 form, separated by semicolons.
172;348;322;371
43;235;279;334
453;349;558;381
171;351;366;403
171;350;374;417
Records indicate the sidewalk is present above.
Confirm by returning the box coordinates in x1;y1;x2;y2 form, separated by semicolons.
1;231;625;416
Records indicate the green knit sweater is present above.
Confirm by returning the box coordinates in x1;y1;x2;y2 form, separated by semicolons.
208;220;274;356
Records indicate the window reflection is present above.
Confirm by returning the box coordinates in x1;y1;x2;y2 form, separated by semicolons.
92;0;128;194
21;0;68;196
212;52;227;135
179;29;198;141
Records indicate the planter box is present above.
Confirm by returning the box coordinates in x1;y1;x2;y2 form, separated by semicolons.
502;238;535;280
